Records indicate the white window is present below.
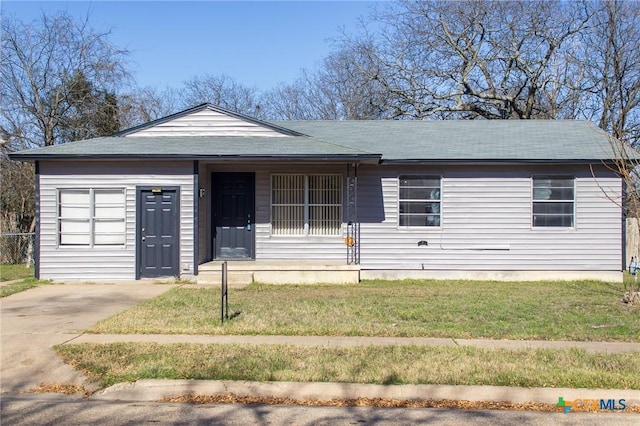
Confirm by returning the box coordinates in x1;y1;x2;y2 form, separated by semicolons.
399;176;441;227
58;188;126;246
532;176;575;227
271;174;342;236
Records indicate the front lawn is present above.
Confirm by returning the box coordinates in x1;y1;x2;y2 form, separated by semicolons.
88;279;640;341
54;342;640;389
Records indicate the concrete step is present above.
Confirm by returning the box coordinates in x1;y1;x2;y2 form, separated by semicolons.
196;261;360;285
196;271;253;287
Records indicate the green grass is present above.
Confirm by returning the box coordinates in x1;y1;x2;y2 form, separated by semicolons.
0;277;51;298
88;279;640;341
54;342;640;389
0;264;33;281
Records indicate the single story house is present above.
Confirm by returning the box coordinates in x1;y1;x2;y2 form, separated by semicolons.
10;103;624;283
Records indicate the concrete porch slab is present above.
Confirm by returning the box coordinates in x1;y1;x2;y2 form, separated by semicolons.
196;261;360;285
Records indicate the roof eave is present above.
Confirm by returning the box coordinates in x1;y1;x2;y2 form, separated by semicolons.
9;153;382;163
380;159;619;165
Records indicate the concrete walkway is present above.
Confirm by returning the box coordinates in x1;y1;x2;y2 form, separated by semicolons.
2;282;640;410
0;282;176;393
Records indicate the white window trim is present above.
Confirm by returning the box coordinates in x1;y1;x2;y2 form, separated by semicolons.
270;174;343;237
57;188;127;248
397;174;443;229
531;176;576;230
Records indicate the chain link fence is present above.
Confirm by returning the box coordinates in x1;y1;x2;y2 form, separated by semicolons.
0;233;35;265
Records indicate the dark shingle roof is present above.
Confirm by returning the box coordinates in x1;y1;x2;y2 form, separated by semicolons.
9;135;377;161
10;115;621;163
273;120;618;162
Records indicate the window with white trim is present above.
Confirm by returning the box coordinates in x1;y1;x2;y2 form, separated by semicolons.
399;176;441;227
271;174;342;235
58;188;126;246
532;176;575;227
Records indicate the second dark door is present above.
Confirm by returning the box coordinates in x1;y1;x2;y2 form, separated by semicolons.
213;173;255;259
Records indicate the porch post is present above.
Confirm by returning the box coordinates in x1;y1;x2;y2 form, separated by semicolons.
193;160;199;275
34;161;40;279
346;163;360;265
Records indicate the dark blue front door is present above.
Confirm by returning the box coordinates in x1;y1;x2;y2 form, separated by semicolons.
138;187;179;278
213;173;255;259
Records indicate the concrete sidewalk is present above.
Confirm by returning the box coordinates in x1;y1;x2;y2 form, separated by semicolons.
69;333;640;353
92;379;640;409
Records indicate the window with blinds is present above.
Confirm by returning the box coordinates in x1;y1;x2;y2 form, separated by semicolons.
271;174;342;236
532;176;575;227
399;176;441;227
58;188;126;246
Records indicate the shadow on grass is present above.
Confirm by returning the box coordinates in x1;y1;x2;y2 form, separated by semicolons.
565;280;628;298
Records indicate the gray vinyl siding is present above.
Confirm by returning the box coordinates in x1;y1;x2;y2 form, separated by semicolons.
38;161;195;280
126;109;287;138
357;164;622;271
198;163;348;263
196;162;621;271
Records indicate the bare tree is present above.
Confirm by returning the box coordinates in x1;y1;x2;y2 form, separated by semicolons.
581;0;640;149
567;0;640;226
590;1;640;272
261;48;391;120
341;0;593;120
118;86;183;129
1;12;130;150
179;74;260;116
1;12;130;242
118;75;260;126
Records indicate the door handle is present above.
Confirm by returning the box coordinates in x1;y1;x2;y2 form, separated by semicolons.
142;236;146;241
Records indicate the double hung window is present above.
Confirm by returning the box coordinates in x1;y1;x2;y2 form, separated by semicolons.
532;176;575;227
399;176;441;227
58;188;126;246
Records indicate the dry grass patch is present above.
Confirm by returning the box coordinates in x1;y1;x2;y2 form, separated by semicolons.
21;383;90;396
88;280;639;341
162;394;640;413
54;343;640;390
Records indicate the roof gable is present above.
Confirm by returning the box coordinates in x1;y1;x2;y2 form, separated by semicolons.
117;103;305;138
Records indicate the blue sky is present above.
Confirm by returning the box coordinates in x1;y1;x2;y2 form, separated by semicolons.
2;1;377;91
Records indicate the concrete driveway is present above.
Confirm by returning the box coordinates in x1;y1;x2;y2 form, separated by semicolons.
0;282;175;393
